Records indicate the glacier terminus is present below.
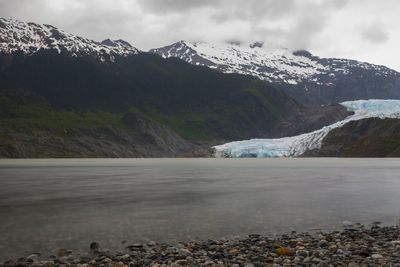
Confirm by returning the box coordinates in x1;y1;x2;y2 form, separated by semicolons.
214;99;400;158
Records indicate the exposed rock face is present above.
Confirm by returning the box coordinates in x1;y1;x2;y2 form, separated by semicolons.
271;103;352;138
150;41;400;105
302;118;400;157
0;112;213;158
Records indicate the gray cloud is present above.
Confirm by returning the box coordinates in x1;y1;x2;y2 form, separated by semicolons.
327;0;347;9
286;15;328;50
360;21;389;44
137;0;214;14
210;0;296;22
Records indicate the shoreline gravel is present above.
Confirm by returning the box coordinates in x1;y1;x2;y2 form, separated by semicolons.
2;222;400;266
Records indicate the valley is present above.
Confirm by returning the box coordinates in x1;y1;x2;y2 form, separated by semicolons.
0;17;400;158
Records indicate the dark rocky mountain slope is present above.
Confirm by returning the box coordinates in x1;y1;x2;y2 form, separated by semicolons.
0;17;355;157
0;111;212;158
302;117;400;157
0;50;349;157
0;50;350;140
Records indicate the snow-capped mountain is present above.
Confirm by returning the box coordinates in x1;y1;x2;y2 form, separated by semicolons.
0;18;140;61
150;41;400;104
213;99;400;158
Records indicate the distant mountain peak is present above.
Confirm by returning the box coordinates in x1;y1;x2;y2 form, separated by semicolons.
0;17;140;60
101;38;117;47
101;38;133;48
150;40;400;104
226;40;241;46
292;50;313;58
249;41;264;48
150;40;325;84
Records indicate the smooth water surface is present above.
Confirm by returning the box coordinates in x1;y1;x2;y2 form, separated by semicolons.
0;158;400;260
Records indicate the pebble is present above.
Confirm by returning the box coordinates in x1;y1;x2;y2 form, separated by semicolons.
178;248;192;257
5;222;400;267
26;254;40;262
371;253;383;259
147;240;157;246
318;262;329;267
57;248;72;257
343;220;354;226
89;242;99;251
318;240;329;247
296;250;309;257
336;248;344;254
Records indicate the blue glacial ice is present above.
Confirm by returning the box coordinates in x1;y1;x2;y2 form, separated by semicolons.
213;99;400;158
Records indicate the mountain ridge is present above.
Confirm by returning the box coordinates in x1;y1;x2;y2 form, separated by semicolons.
150;40;400;104
0;17;390;158
2;17;399;106
0;50;350;141
0;17;140;61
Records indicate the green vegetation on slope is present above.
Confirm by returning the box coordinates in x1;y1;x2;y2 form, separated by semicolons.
0;88;133;134
0;50;297;141
303;117;400;157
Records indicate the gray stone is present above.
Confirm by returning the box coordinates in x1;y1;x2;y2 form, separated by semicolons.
336;249;344;254
58;248;72;257
317;262;329;267
90;242;99;251
26;254;40;262
147;241;157;246
175;259;187;265
343;220;354;226
371;254;383;259
178;248;192;257
102;257;112;263
318;240;329;248
296;250;309;258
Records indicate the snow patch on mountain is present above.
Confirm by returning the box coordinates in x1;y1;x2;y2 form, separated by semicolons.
213;99;400;158
0;18;140;59
150;41;397;87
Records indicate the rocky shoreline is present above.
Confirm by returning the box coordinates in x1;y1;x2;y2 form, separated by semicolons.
2;222;400;267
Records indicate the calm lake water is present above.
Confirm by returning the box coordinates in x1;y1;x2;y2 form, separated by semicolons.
0;158;400;260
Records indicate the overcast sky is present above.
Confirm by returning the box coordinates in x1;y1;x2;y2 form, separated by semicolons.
0;0;399;71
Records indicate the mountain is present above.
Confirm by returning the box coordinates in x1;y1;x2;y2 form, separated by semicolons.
0;18;351;157
302;117;400;157
213;100;400;158
0;109;212;158
0;50;349;141
150;41;400;105
0;17;140;61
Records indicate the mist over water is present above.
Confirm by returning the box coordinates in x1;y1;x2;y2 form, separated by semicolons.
0;158;400;261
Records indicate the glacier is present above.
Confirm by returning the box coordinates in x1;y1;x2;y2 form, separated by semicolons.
213;99;400;158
